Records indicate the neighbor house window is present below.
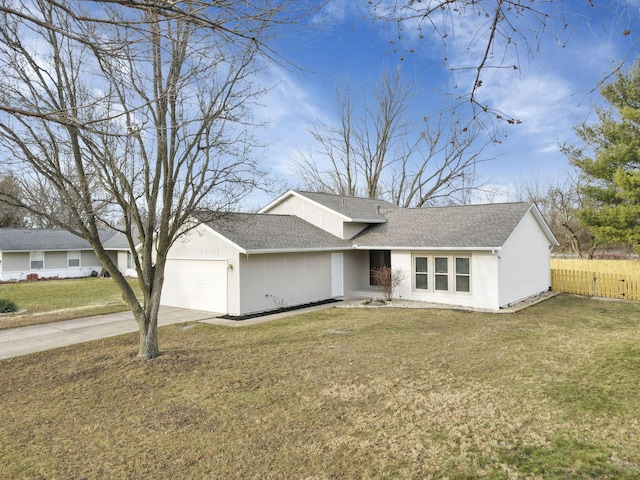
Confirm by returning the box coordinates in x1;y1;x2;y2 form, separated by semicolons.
369;250;391;286
455;257;470;292
30;251;44;270
127;252;134;269
415;256;428;290
68;250;80;268
434;257;449;291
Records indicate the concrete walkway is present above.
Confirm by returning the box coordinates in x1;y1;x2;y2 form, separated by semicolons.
0;302;345;360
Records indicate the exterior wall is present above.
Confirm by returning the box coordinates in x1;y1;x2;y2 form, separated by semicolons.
264;195;346;239
115;251;138;278
166;225;241;316
0;250;105;281
499;211;552;307
238;251;333;315
392;250;501;310
343;249;368;294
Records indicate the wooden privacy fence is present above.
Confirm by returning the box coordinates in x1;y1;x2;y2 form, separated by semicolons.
551;259;640;301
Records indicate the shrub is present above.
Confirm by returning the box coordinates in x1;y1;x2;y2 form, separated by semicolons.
0;298;19;313
369;266;405;301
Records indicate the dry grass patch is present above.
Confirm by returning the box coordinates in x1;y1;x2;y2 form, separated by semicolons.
0;278;141;329
1;295;640;478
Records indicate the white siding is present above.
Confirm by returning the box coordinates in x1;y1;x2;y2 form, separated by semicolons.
264;195;346;238
499;211;552;307
392;250;500;310
238;251;333;315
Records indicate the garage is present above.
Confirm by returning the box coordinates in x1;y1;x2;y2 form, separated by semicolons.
161;258;227;313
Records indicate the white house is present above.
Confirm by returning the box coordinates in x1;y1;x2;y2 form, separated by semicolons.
0;228;136;281
160;190;558;315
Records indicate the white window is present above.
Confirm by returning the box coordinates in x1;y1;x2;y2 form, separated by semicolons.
455;257;470;292
127;252;134;269
68;250;81;268
30;251;44;270
434;257;449;291
412;254;472;294
415;256;428;290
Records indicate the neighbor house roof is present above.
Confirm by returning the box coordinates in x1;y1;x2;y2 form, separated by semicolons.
352;202;556;250
195;212;352;254
260;190;398;223
0;228;119;252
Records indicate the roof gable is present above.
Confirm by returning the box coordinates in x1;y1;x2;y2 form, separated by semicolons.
260;190;397;223
195;212;352;253
352;202;548;249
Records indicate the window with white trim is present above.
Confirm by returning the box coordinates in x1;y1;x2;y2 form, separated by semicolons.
434;257;449;291
127;252;134;270
455;257;470;292
30;251;44;270
68;250;81;268
412;254;472;294
415;256;428;290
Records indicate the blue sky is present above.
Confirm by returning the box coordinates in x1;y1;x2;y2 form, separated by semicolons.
247;0;640;207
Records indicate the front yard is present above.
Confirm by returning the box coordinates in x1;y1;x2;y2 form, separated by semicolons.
1;294;640;478
0;277;141;330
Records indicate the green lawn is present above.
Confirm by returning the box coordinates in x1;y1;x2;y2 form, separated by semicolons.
1;294;640;479
0;277;142;330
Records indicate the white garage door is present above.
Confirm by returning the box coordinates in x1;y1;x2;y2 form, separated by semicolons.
161;258;227;313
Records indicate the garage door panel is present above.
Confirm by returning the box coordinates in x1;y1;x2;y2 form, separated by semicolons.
161;259;227;313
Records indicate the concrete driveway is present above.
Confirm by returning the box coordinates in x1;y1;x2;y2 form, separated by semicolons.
0;301;345;360
0;307;219;360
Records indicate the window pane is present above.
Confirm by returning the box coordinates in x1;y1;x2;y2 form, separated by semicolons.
435;257;448;273
435;274;448;291
456;275;470;292
456;257;469;275
416;273;428;290
31;261;44;270
415;257;427;273
68;259;80;267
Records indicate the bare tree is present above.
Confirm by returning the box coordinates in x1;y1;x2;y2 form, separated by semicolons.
0;0;308;359
0;172;26;227
293;67;492;205
374;1;638;120
514;176;597;258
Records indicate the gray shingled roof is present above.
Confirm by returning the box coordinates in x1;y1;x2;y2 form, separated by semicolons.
352;202;535;249
0;228;118;252
196;212;352;252
293;191;398;222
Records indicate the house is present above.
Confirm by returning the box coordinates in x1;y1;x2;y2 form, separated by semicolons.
160;190;558;315
0;228;136;281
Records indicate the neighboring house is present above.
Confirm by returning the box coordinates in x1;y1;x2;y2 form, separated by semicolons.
0;228;135;281
160;190;558;315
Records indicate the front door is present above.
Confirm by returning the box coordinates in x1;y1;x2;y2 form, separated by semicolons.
331;253;343;297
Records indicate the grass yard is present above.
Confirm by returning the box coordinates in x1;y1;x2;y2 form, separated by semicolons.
0;277;142;330
2;294;640;479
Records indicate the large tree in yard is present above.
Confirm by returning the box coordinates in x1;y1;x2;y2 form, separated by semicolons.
564;62;640;254
0;0;305;359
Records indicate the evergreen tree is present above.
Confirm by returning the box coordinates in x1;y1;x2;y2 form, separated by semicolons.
564;62;640;254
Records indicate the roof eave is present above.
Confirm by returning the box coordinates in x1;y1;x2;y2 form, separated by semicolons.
244;246;353;255
352;245;502;251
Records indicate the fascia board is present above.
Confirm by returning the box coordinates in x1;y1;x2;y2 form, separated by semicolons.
244;246;354;255
261;190;354;222
351;245;500;251
257;189;296;214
